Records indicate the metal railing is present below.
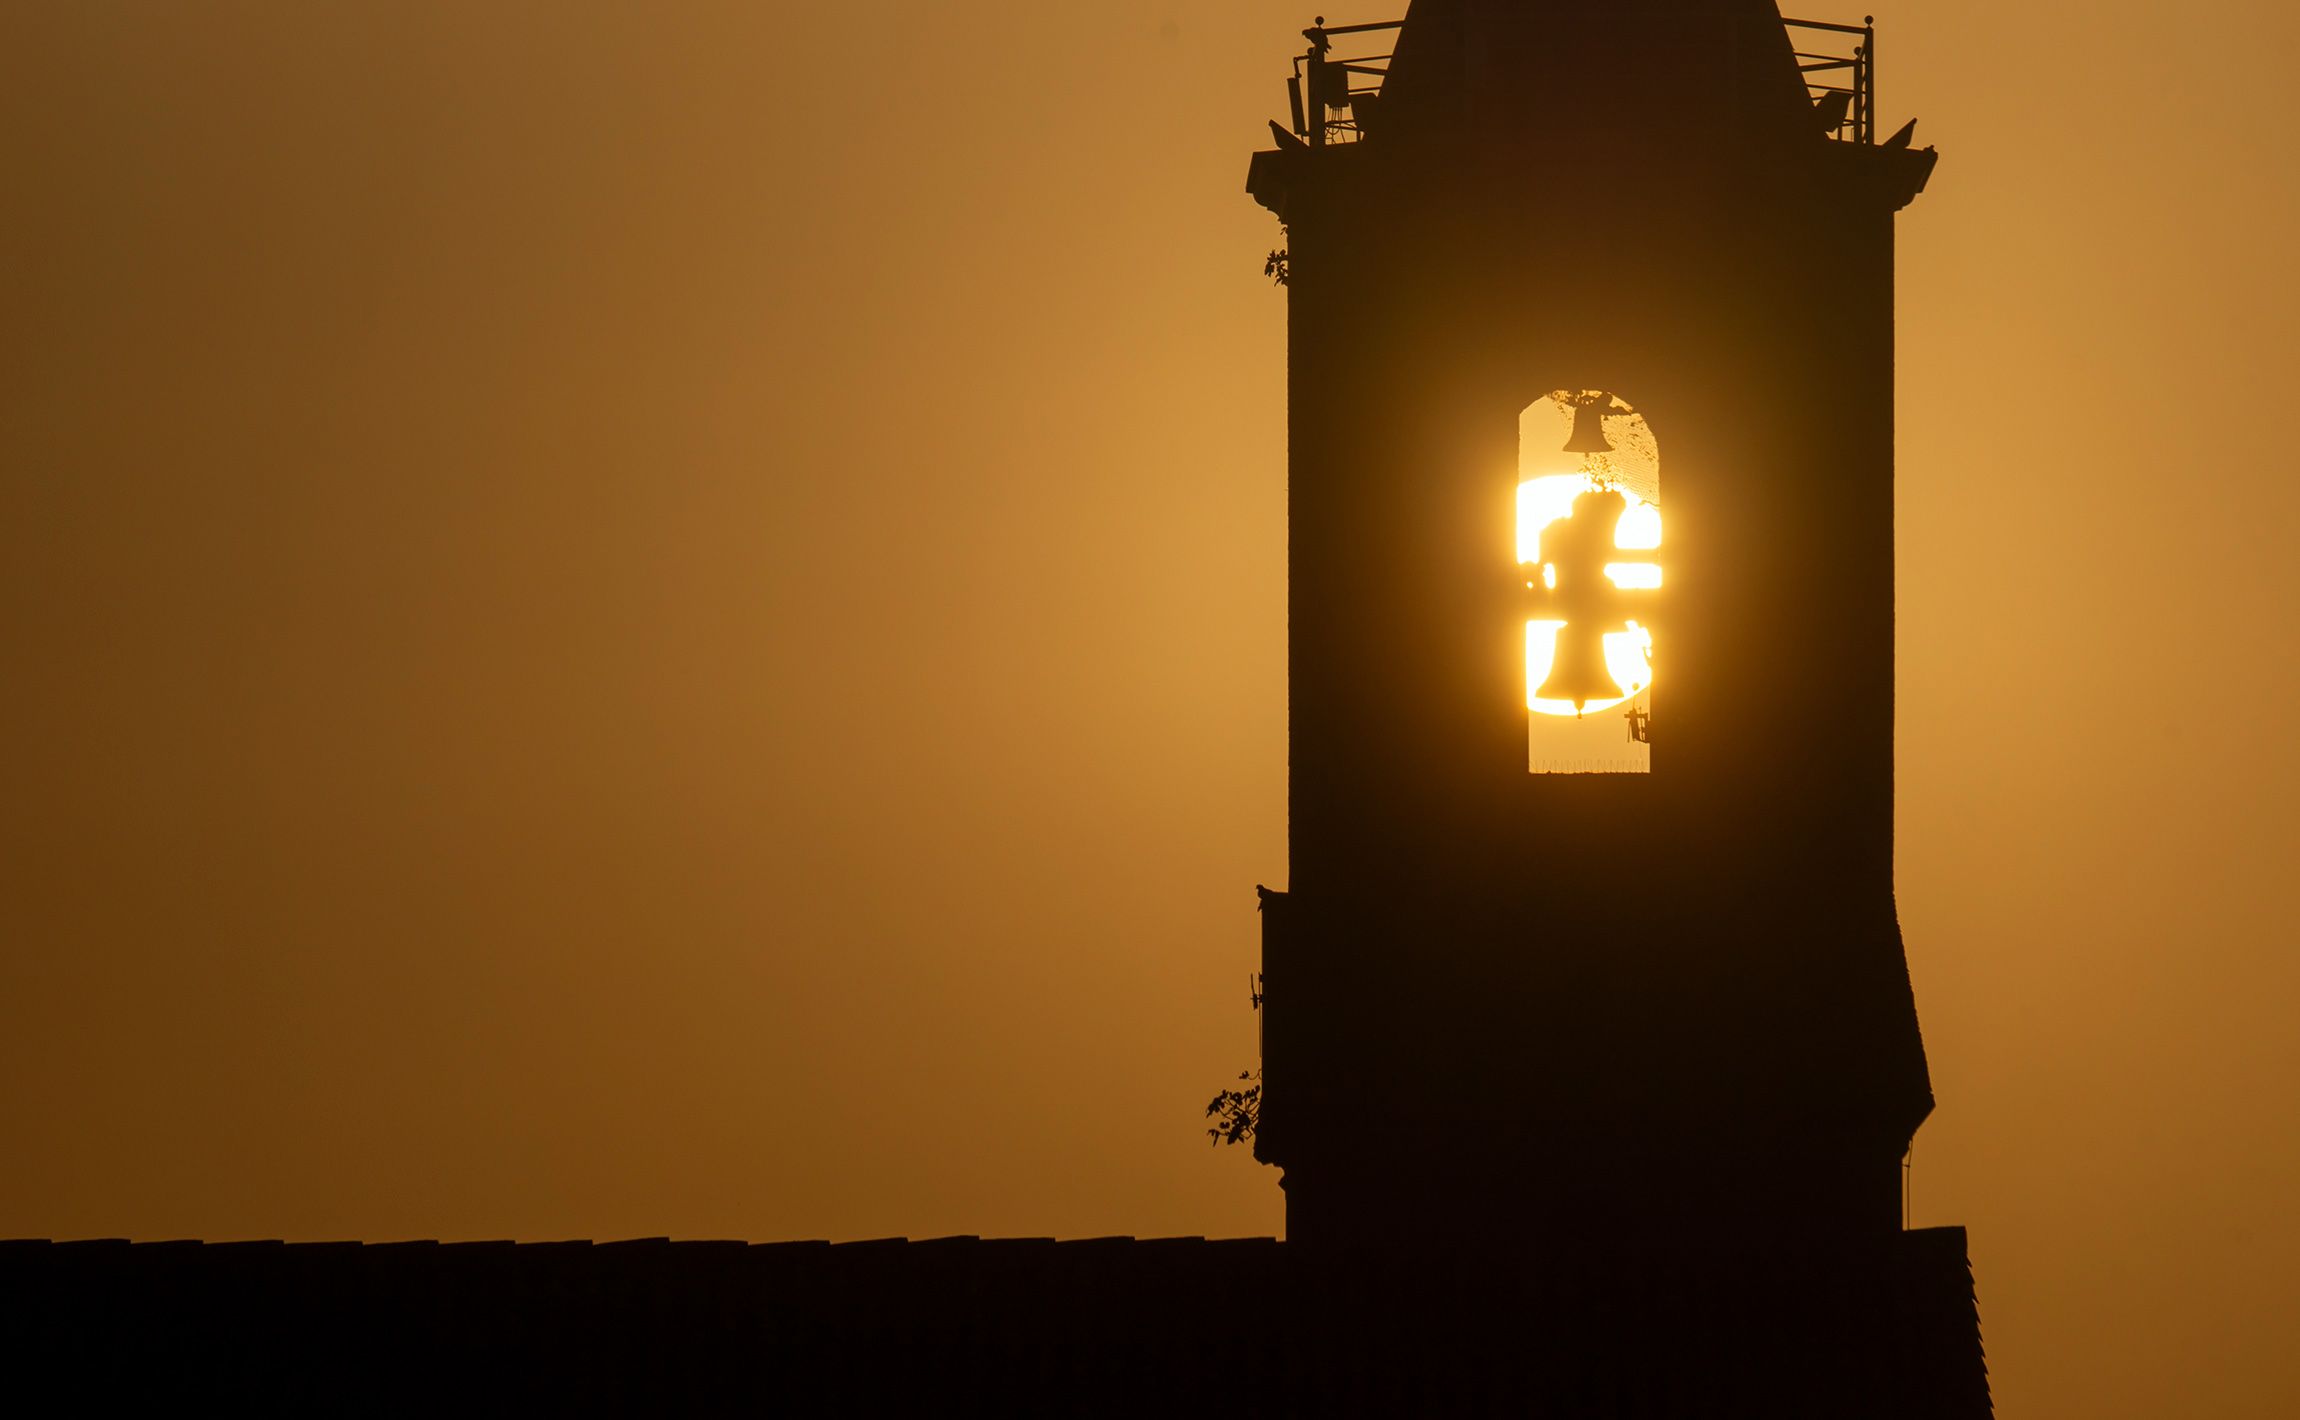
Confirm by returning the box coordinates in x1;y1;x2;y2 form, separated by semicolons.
1785;15;1876;144
1286;17;1403;148
1280;13;1881;149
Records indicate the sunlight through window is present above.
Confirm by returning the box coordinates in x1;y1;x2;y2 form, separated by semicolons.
1520;393;1660;774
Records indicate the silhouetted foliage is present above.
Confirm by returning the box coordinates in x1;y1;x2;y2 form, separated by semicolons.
1206;1070;1261;1147
1264;249;1290;286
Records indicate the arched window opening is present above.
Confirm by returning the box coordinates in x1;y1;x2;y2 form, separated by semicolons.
1520;391;1659;774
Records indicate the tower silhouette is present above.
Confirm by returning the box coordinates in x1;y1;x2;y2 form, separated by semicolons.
1245;1;1986;1401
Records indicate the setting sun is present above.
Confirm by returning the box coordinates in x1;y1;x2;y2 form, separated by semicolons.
1518;473;1661;717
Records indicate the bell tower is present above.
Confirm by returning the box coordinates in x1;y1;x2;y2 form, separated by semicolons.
1245;0;1958;1261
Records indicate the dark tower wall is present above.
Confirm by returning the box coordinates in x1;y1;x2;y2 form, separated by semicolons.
1249;0;1943;1245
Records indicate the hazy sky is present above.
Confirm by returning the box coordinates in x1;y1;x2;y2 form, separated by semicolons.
3;3;2296;1415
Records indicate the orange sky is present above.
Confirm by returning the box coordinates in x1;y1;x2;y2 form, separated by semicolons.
2;4;2296;1415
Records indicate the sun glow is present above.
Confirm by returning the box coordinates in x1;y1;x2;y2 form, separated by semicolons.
1518;473;1661;718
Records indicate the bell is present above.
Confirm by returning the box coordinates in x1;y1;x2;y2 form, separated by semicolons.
1563;396;1615;455
1536;625;1625;712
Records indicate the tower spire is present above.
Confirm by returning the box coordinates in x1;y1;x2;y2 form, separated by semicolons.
1377;0;1820;149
